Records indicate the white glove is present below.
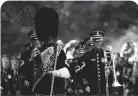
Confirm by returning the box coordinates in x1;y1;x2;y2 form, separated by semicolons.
48;67;70;78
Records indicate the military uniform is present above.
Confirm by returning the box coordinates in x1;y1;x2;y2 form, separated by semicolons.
19;30;39;95
32;7;71;95
1;69;20;95
76;29;113;95
32;44;68;95
1;69;12;95
19;46;34;95
9;69;21;95
122;59;134;94
65;58;86;95
78;48;104;95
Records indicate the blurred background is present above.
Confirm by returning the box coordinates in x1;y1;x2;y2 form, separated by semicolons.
1;1;138;55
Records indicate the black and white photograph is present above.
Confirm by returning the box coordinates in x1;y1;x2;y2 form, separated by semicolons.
1;1;138;96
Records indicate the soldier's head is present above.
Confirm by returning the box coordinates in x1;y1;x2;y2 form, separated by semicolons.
34;7;59;44
1;55;10;69
11;57;19;70
28;30;42;48
28;30;37;41
90;28;105;49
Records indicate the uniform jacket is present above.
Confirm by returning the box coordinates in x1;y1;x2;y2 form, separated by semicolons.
78;47;113;95
1;69;20;95
32;44;68;95
19;48;34;94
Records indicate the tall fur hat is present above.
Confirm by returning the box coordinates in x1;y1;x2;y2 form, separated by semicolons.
34;7;59;43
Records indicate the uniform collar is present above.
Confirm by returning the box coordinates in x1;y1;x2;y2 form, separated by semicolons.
93;47;102;52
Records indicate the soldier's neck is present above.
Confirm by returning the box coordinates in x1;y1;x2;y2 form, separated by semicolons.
93;46;101;50
3;68;9;71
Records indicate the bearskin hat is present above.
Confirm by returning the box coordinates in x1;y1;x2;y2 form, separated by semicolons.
34;7;59;43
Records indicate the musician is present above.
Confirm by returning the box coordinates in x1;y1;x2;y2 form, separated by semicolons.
10;57;21;95
122;51;135;95
19;30;38;95
1;55;12;95
132;58;138;95
75;42;85;58
84;36;93;52
120;41;138;95
77;28;113;95
32;7;70;95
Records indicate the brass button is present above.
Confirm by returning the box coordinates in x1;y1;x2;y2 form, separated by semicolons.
34;68;36;70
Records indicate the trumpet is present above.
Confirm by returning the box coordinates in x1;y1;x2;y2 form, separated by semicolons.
104;45;122;96
104;45;112;96
107;45;122;87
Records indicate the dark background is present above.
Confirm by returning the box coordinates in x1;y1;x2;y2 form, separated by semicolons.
1;1;138;55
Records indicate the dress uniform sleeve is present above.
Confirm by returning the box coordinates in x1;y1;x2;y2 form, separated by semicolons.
20;51;29;64
19;52;27;78
79;51;89;63
33;54;42;68
68;52;89;80
77;51;89;70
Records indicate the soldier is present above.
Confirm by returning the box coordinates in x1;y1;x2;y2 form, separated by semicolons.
10;57;21;95
32;7;70;95
19;30;39;95
84;36;93;52
122;51;135;95
132;57;138;95
1;55;12;95
77;28;113;95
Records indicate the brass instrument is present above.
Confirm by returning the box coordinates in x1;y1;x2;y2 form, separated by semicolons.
120;41;137;96
104;45;122;96
104;45;111;96
107;45;122;87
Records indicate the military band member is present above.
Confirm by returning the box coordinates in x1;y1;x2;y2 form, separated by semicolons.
1;55;12;95
1;56;21;96
19;30;38;95
77;28;113;95
10;57;21;95
32;7;70;95
133;58;138;95
122;51;134;95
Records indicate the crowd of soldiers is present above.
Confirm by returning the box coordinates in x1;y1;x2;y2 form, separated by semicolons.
1;30;138;96
64;39;138;96
1;54;21;95
1;7;138;96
